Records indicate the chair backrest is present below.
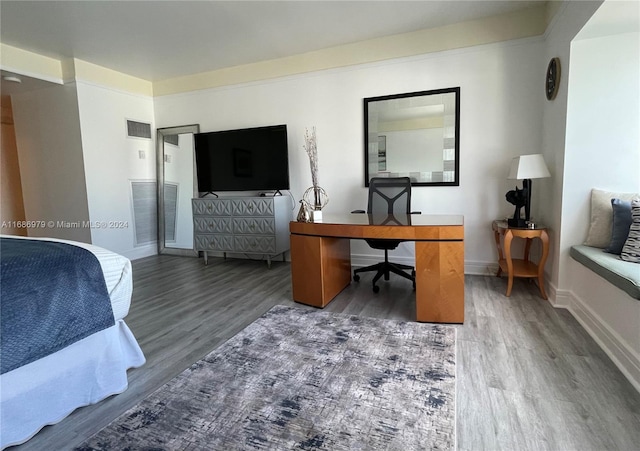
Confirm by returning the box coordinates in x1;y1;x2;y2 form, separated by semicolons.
367;177;412;215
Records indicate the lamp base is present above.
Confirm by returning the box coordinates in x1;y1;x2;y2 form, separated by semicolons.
508;218;528;228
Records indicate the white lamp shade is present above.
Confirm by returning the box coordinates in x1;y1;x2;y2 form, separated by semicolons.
507;154;551;180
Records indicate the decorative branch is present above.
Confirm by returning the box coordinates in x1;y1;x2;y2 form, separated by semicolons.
303;127;318;188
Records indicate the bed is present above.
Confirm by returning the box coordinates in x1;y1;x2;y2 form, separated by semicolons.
0;235;146;449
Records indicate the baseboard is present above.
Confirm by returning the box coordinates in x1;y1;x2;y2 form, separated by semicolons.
547;281;572;308
566;290;640;393
122;243;157;261
465;261;497;276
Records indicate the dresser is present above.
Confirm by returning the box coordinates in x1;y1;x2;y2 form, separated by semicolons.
192;196;291;267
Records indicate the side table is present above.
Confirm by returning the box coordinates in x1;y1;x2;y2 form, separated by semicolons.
492;220;549;300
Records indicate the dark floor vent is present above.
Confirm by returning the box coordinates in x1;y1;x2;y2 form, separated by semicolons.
127;120;152;139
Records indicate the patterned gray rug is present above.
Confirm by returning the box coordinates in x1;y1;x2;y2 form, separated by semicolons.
77;306;456;450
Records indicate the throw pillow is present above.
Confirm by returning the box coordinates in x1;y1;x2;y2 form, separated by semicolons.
584;189;639;248
605;199;633;255
621;199;640;263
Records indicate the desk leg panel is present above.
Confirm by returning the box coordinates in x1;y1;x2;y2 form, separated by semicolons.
415;241;465;323
290;235;351;308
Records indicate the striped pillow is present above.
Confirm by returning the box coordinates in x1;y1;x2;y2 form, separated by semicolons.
621;199;640;263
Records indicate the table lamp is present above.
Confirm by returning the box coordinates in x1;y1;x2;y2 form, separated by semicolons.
506;154;550;227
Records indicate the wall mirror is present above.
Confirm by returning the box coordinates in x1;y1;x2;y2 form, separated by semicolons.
364;87;460;186
156;124;200;256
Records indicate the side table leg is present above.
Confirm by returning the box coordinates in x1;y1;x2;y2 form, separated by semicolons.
537;231;550;300
504;230;514;297
493;229;503;277
524;238;532;262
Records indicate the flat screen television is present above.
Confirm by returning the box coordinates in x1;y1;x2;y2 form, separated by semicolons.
194;124;289;193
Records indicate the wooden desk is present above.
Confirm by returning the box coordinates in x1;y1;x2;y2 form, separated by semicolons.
492;220;549;300
289;214;465;323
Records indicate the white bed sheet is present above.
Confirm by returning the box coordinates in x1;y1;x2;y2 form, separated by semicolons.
0;236;145;449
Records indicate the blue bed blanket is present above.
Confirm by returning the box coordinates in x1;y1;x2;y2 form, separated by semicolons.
1;237;115;374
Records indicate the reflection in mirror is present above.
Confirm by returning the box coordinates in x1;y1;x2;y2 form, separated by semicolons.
364;87;460;186
156;124;200;256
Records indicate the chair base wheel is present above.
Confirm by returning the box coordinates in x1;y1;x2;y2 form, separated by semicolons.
353;274;360;282
373;285;380;293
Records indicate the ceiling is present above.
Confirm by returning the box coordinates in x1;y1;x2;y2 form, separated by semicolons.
1;0;547;84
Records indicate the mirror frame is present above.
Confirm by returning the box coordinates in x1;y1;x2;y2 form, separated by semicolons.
364;87;460;187
156;124;200;256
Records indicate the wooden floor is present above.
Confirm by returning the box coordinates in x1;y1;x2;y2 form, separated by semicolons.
14;255;640;450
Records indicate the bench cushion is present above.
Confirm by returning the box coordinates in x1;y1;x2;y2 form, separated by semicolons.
570;245;640;300
584;189;639;248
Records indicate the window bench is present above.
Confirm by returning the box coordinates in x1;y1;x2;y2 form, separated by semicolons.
570;245;640;300
568;245;640;392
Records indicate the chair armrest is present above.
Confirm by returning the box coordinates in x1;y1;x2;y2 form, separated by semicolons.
411;211;422;214
351;210;366;214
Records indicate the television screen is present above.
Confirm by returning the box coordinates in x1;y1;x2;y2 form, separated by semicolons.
194;124;289;192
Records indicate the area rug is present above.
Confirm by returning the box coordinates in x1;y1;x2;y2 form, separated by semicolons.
76;305;456;450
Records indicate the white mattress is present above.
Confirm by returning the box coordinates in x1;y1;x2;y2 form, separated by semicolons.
0;236;145;449
0;235;133;320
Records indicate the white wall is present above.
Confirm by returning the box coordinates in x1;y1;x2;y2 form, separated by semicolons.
155;38;545;272
11;83;92;243
559;30;640;291
75;81;156;259
539;0;603;295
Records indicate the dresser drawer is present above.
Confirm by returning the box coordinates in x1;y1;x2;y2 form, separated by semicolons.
234;236;276;253
231;198;274;216
194;217;233;234
194;234;234;251
192;199;232;216
233;217;275;235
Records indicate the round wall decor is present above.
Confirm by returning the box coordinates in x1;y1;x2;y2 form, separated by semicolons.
545;57;561;101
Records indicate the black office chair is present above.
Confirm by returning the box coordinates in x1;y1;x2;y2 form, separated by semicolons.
352;177;419;293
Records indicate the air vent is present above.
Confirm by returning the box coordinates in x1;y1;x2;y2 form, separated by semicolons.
127;120;151;139
164;134;179;146
130;181;157;246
